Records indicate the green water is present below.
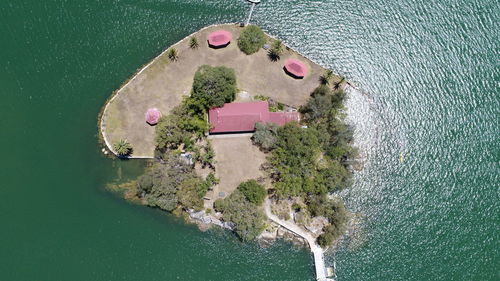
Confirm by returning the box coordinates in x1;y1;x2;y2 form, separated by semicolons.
0;0;498;280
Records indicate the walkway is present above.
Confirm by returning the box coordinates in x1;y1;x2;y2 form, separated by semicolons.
264;198;332;281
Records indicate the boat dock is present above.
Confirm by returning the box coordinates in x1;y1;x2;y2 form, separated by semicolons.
245;0;260;26
264;199;335;281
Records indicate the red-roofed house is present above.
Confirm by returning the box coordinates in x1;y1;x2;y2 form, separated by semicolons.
208;101;300;134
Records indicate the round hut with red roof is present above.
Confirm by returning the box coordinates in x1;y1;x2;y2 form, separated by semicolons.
207;30;232;48
284;58;308;79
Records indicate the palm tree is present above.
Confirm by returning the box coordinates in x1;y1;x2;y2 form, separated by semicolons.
268;40;283;61
189;37;199;49
334;76;346;90
167;48;178;61
113;139;133;156
319;69;333;85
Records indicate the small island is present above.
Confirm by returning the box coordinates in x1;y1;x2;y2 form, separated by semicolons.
100;23;355;281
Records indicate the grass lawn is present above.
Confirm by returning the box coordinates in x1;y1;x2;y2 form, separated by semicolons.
100;23;330;158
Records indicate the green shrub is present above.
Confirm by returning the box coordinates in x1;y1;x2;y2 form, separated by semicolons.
238;25;266;55
191;65;237;109
237;180;266;205
113;139;133;156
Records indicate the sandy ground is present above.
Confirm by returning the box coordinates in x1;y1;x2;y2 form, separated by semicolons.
202;135;267;209
101;23;329;157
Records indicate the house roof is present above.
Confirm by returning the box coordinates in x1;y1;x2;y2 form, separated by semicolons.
208;101;300;133
207;30;232;47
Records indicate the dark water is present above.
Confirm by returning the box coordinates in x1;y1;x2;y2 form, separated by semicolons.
0;1;498;280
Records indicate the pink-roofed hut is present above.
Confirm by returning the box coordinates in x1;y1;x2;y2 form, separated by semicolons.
284;58;308;79
145;108;161;125
207;30;232;48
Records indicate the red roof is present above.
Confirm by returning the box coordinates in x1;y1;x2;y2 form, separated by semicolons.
208;101;300;133
284;58;307;78
207;30;232;47
145;108;161;125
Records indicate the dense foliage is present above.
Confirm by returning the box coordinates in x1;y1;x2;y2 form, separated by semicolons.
307;194;348;247
136;152;216;211
214;190;266;241
237;180;267;205
190;65;237;109
237;25;266;55
251;122;279;151
113;139;133;156
253;81;355;247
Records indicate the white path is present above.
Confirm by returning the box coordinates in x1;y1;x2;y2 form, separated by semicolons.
264;198;332;281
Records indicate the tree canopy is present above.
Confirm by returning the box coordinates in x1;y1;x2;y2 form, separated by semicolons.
237;25;266;55
237;179;267;205
191;65;237;109
214;190;266;241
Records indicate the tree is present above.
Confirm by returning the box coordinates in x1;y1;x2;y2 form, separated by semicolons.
333;76;346;90
238;25;266;55
154;114;190;151
216;191;266;241
237;180;266;205
251;122;279;151
189;36;199;49
167;47;178;61
191;65;237;109
268;40;283;61
319;69;333;85
136;152;201;212
177;177;203;210
267;123;322;197
113;139;133;156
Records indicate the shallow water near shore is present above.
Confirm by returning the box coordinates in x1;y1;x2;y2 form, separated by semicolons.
0;0;498;280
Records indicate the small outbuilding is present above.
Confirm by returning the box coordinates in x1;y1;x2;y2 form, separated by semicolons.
284;58;308;79
145;108;161;125
207;30;232;48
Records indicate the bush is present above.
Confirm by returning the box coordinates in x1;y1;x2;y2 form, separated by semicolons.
191;65;237;109
113;139;133;156
237;180;266;205
252;122;279;151
238;25;266;55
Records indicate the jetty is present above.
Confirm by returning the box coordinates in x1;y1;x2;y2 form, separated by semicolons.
264;198;334;281
245;0;260;26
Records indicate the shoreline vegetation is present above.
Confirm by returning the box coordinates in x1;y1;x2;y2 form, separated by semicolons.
101;23;356;252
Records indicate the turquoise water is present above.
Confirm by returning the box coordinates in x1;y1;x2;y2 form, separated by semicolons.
0;0;498;280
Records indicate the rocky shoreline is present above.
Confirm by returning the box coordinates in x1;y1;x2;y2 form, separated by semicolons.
187;209;308;248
